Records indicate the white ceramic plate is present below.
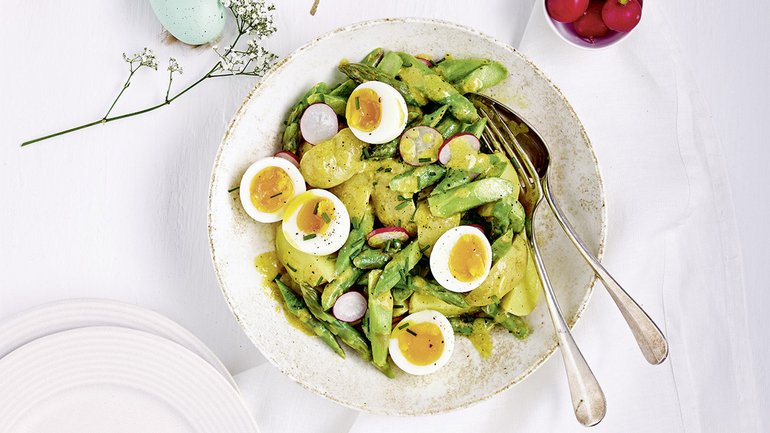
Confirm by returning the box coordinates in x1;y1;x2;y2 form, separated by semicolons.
208;18;606;415
0;298;236;388
0;326;259;433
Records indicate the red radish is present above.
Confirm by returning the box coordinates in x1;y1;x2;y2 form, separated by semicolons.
573;0;609;40
399;126;443;166
437;133;481;165
333;291;368;323
415;55;433;67
546;0;589;23
274;150;300;168
300;103;339;145
468;224;486;236
602;0;642;32
366;226;410;248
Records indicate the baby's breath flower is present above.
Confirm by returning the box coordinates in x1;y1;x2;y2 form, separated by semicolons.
122;48;158;70
167;57;183;74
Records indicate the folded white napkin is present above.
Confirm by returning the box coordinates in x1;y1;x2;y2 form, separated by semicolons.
234;2;760;432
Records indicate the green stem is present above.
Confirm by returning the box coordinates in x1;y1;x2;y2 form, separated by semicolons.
165;70;173;102
104;67;136;119
21;64;219;147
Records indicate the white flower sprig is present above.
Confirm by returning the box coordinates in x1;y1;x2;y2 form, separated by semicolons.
22;0;278;147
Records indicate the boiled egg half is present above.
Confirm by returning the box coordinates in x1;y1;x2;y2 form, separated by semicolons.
345;81;407;144
390;310;455;375
239;157;306;223
281;189;350;256
430;226;493;293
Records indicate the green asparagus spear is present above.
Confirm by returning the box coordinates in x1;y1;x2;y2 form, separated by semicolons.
275;278;344;357
435;115;463;139
407;105;423;123
389;164;446;195
479;195;526;238
461;117;488;139
419;104;449;128
300;284;372;361
410;275;469;308
483;302;530;339
353;248;392;270
328;48;384;98
396;53;480;122
428;178;515;217
368;139;399;159
335;212;374;276
367;270;393;368
434;58;491;82
454;62;508;94
392;277;414;303
448;316;475;336
373;241;422;296
338;63;419;105
432;168;472;195
377;51;403;77
321;265;365;310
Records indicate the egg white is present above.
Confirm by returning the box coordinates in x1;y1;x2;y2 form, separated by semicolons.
429;226;493;293
281;189;350;256
346;81;407;145
389;310;455;375
239;157;306;223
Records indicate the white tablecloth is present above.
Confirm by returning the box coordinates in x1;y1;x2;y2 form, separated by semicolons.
0;1;766;432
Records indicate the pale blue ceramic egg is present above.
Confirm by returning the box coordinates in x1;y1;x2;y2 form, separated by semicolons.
149;0;227;45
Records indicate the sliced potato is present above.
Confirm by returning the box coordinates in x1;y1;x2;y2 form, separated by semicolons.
329;171;373;222
501;243;542;316
465;232;527;307
300;128;366;188
275;225;335;286
369;159;417;235
414;201;460;256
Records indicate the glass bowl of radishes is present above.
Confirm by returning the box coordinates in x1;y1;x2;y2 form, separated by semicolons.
543;0;643;49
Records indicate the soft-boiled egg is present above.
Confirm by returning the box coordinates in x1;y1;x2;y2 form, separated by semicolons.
281;189;350;256
239;157;306;223
345;81;407;144
389;310;455;375
430;226;493;293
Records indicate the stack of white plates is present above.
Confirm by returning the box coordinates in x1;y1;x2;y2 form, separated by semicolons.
0;299;259;433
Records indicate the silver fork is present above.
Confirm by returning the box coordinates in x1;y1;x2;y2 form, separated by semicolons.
474;102;607;427
471;93;669;366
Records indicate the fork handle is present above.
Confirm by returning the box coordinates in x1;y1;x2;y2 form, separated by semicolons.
543;176;669;365
530;227;606;427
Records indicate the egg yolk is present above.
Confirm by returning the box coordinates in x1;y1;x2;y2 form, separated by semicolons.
250;166;293;213
296;197;335;235
449;234;488;282
346;88;381;132
395;321;445;366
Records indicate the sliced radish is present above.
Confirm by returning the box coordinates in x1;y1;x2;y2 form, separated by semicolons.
366;226;410;248
415;55;433;68
399;126;443;166
333;291;368;323
274;150;300;168
300;103;339;145
437;133;481;165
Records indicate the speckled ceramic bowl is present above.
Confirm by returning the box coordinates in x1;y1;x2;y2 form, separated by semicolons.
208;18;606;416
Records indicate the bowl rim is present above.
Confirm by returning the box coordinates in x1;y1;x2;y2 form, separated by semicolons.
208;16;607;415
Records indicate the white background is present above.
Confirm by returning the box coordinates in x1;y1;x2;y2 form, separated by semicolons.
1;0;767;430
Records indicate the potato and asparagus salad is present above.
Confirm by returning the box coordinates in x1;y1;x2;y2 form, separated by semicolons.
240;48;543;377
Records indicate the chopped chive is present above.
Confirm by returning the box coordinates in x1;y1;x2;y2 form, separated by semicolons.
406;328;418;336
398;322;410;330
272;273;283;282
397;219;402;227
303;234;317;241
394;304;404;308
397;195;410;201
313;202;319;215
420;244;431;253
321;212;331;223
228;186;240;193
316;276;324;286
269;191;283;198
376;166;385;172
286;263;297;272
362;147;370;159
395;200;410;210
385;239;392;251
383;168;392;173
355;96;360;110
418;157;432;163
